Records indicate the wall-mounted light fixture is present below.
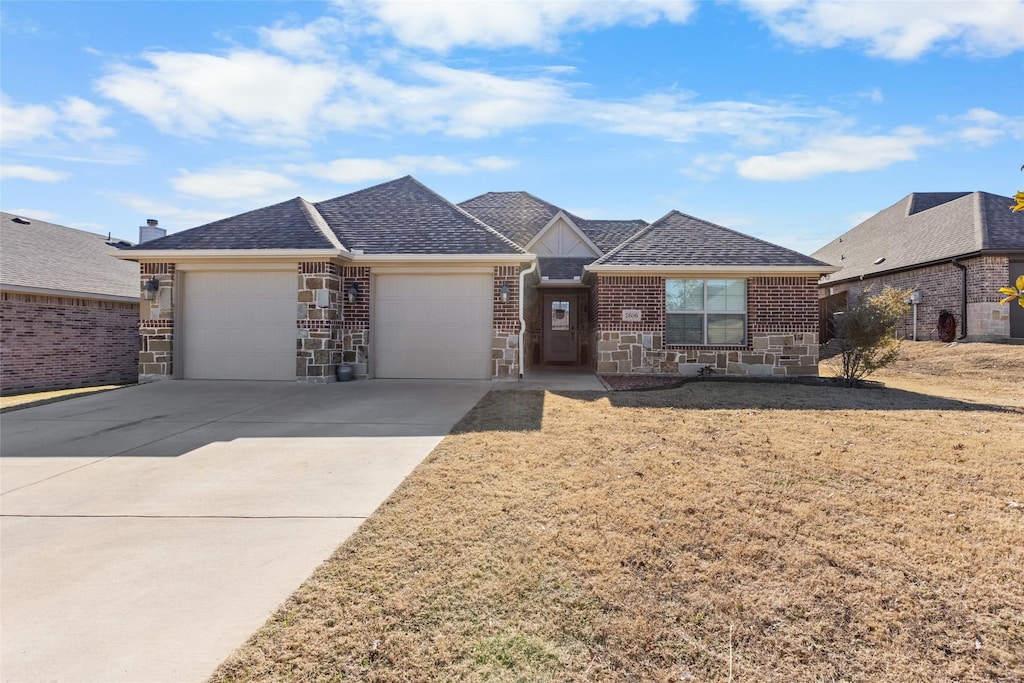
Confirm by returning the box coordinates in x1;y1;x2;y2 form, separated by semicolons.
142;277;160;301
499;282;511;303
346;281;360;304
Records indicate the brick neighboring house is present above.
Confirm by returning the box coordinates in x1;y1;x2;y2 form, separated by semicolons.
812;192;1024;341
1;212;140;394
113;176;835;382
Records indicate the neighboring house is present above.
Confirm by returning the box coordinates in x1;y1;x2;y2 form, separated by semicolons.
812;192;1024;341
0;212;140;394
113;176;835;382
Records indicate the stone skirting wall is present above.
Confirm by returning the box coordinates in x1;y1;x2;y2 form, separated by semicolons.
596;331;819;376
296;262;341;382
139;263;175;381
1;292;139;394
339;328;369;378
492;329;519;378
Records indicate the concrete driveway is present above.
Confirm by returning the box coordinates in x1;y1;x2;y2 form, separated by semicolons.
0;379;491;683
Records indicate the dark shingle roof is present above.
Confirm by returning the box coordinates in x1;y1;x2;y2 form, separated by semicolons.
1;212;138;298
315;177;524;255
812;191;1024;284
593;210;830;269
538;257;595;280
124;197;333;250
458;191;647;252
574;218;650;253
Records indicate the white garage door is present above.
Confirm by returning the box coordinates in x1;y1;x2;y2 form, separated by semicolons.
375;273;493;379
182;271;296;380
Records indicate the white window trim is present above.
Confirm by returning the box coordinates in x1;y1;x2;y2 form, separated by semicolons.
665;278;747;346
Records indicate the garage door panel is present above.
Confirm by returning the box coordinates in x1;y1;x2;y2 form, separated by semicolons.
182;271;295;380
375;274;492;379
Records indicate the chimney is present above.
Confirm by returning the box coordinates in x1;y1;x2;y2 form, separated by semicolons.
139;218;166;244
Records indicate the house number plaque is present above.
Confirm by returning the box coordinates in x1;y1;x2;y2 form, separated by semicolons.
621;309;642;322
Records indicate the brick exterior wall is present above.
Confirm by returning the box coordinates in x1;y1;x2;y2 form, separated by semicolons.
138;263;175;380
594;275;820;376
822;255;1010;340
339;265;371;378
492;265;521;378
1;291;139;394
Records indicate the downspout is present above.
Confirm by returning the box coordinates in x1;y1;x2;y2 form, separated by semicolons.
518;259;538;380
952;258;967;339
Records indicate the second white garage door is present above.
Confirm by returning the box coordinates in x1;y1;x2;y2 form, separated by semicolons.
374;273;493;379
181;270;296;380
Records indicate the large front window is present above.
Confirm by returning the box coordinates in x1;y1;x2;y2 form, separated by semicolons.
666;279;746;345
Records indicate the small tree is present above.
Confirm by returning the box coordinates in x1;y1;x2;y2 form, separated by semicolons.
827;286;911;387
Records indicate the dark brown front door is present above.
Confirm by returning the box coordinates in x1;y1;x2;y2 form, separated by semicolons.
543;295;576;362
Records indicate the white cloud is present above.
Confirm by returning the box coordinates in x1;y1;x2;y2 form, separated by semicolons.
736;127;936;181
97;50;341;144
294;154;516;183
951;107;1023;147
738;0;1024;59
0;96;59;144
589;93;826;146
108;192;228;229
258;17;345;58
354;0;698;51
0;164;69;182
679;153;737;181
60;97;115;141
171;168;298;200
473;155;518;171
1;94;116;145
4;208;60;222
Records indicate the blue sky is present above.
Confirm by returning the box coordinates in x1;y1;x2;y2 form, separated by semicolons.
2;1;1022;255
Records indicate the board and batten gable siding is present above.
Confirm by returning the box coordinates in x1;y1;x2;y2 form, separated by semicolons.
593;274;820;376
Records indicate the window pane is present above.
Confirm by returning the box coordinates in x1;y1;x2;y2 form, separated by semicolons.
667;314;704;344
707;279;745;312
666;279;704;311
551;301;570;331
707;314;745;344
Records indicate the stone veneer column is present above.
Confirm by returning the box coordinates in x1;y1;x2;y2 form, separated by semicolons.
492;266;521;378
138;263;175;381
296;262;342;382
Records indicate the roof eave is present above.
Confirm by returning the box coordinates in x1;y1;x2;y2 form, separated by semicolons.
818;250;1002;285
112;249;344;261
349;253;536;263
585;264;837;276
0;283;139;303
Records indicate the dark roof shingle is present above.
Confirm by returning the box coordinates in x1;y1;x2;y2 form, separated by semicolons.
593;210;829;269
315;177;524;255
458;191;647;252
124;197;333;250
812;191;1024;284
1;212;139;298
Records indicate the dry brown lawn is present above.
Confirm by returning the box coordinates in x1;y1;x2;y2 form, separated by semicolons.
212;342;1023;683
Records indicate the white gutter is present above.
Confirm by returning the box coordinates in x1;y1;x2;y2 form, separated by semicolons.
517;259;538;380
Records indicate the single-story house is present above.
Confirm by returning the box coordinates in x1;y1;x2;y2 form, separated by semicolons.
1;212;140;394
114;176;835;382
812;192;1024;341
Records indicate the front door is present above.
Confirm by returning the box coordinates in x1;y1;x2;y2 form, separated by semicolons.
543;295;576;362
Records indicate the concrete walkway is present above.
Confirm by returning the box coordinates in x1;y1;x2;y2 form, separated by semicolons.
0;379;490;683
491;366;606;392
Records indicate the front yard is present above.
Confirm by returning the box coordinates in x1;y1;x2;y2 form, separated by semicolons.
212;342;1023;682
